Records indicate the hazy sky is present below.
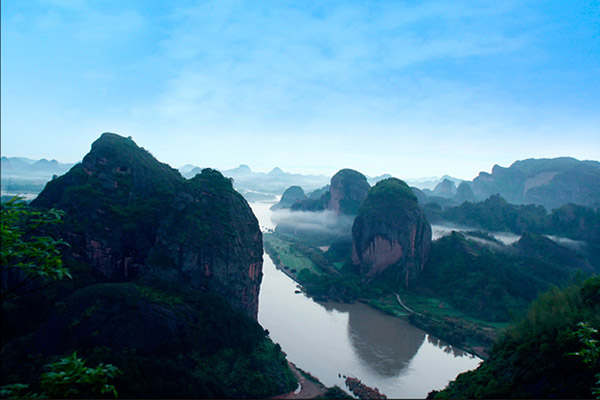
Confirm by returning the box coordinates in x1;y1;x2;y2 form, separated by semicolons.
2;1;599;179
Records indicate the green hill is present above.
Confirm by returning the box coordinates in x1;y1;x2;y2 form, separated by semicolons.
430;276;600;399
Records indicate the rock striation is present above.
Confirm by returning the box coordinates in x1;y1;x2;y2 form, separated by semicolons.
31;133;263;318
352;178;431;287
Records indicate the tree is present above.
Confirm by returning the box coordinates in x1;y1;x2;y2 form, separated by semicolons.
1;196;70;300
1;352;121;398
569;322;600;398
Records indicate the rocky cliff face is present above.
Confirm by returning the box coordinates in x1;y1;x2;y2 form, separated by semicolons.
31;133;263;318
329;169;370;215
352;178;431;287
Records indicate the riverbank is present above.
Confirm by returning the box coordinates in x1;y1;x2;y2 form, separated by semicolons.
273;362;327;399
273;362;353;399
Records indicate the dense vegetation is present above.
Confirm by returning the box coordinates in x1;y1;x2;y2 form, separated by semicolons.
2;280;296;398
430;277;600;398
423;194;600;269
416;231;593;321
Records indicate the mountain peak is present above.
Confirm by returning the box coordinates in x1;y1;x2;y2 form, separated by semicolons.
269;167;284;175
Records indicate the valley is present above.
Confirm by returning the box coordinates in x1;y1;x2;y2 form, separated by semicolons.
2;137;598;398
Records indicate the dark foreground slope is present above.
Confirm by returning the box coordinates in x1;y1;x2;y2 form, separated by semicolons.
430;276;600;399
2;133;296;398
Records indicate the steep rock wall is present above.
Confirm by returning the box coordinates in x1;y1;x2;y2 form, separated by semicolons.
352;178;431;287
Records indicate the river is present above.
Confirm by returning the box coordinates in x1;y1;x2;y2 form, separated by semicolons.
251;201;482;399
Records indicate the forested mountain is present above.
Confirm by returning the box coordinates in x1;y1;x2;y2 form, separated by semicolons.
1;133;296;398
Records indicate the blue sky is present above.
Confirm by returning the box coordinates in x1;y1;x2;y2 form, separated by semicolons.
2;0;599;179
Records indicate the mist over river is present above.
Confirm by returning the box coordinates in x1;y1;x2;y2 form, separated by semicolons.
251;201;481;398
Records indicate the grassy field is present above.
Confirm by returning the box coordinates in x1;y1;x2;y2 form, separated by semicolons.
264;234;322;276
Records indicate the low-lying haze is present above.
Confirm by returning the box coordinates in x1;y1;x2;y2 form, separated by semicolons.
272;209;354;237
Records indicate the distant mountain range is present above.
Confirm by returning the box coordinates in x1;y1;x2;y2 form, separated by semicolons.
1;156;75;177
180;165;458;200
1;157;77;199
3;155;598;211
471;157;600;210
180;164;329;199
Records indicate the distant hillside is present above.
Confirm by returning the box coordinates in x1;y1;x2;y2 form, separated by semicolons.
1;156;75;177
408;158;599;212
406;175;463;191
471;157;600;210
1;157;77;200
416;231;594;322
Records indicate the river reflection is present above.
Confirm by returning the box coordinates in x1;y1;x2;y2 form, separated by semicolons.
322;302;425;377
252;201;481;398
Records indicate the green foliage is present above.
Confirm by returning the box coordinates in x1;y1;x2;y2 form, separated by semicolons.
2;134;294;398
136;285;183;306
191;340;296;398
1;353;121;399
40;352;121;398
569;322;600;398
0;383;43;399
1;196;70;300
321;385;353;399
546;203;600;241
